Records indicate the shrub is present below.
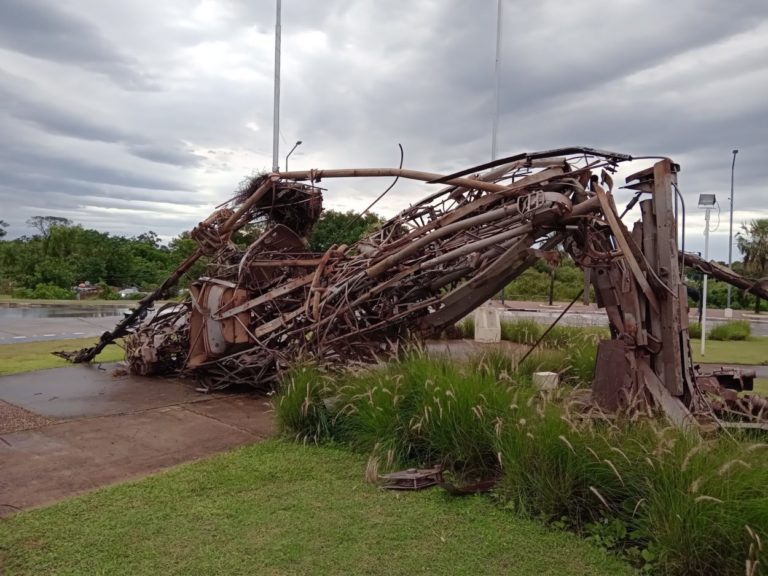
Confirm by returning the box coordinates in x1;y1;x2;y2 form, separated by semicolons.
709;320;751;341
688;322;702;339
98;282;120;300
12;283;76;300
500;319;541;344
276;364;335;444
455;316;475;339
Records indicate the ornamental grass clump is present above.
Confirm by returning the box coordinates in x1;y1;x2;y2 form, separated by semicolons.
623;433;768;575
275;363;335;444
500;319;541;344
709;319;752;341
275;342;768;575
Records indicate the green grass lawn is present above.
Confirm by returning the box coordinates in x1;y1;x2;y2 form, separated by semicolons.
0;441;631;576
691;337;768;365
0;338;124;376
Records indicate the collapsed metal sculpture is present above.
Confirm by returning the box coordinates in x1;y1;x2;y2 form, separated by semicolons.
64;147;768;429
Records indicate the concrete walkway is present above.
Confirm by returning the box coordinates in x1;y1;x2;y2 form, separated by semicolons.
0;364;274;516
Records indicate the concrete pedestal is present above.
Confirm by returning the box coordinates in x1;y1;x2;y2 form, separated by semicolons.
474;306;501;343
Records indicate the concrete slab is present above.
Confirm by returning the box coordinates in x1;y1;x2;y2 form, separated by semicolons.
0;364;214;420
184;395;276;437
0;401;274;514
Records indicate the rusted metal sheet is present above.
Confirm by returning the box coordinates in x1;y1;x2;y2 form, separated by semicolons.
380;467;443;491
592;340;631;412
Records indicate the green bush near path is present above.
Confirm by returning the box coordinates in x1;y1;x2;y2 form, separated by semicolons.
709;319;752;341
0;441;632;576
277;348;768;575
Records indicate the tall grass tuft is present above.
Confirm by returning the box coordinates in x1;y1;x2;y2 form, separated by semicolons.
500;319;541;344
275;363;335;444
456;316;475;339
709;320;752;341
275;335;768;575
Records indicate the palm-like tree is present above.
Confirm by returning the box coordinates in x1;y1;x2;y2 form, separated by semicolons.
736;218;768;313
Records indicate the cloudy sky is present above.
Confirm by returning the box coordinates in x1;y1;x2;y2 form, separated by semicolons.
0;0;766;261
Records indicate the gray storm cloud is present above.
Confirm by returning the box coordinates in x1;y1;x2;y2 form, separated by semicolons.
0;0;765;259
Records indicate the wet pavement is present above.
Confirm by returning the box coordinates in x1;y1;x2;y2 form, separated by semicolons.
0;364;274;516
0;364;213;419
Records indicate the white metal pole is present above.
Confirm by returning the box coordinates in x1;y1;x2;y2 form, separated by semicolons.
726;149;738;310
491;0;502;161
701;207;711;356
272;0;282;172
492;0;503;305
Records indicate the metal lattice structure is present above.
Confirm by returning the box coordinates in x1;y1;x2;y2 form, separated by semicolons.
63;147;768;428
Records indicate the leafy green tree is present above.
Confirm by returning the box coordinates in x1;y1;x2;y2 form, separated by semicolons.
0;220;7;238
168;231;209;288
26;215;73;238
737;218;768;313
308;210;384;252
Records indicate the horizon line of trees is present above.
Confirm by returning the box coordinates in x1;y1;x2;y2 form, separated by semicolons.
0;211;384;299
1;215;766;311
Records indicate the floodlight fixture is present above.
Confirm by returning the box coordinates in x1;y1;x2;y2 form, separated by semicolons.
698;193;717;208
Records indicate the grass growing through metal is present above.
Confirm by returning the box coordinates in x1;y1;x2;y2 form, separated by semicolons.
0;338;124;375
277;343;768;575
0;441;633;576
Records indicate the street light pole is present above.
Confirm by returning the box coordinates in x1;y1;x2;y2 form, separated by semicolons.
726;148;739;313
492;0;504;306
698;193;717;356
701;206;711;356
491;0;502;161
285;140;302;172
272;0;282;172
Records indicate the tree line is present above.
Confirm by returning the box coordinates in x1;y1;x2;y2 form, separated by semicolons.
1;214;766;310
0;211;384;300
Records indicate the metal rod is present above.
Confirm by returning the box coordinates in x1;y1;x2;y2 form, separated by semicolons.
516;288;584;366
726;148;738;309
272;0;282;172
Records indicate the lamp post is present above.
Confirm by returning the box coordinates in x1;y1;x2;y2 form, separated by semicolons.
698;193;717;356
272;0;281;172
491;0;502;161
492;0;503;306
725;149;739;316
285;140;302;171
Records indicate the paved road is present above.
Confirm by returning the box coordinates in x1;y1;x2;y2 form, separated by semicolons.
0;315;123;344
3;300;767;344
493;300;768;337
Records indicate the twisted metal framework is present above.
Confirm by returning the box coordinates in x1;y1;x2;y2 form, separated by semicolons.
66;147;768;428
125;149;617;387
